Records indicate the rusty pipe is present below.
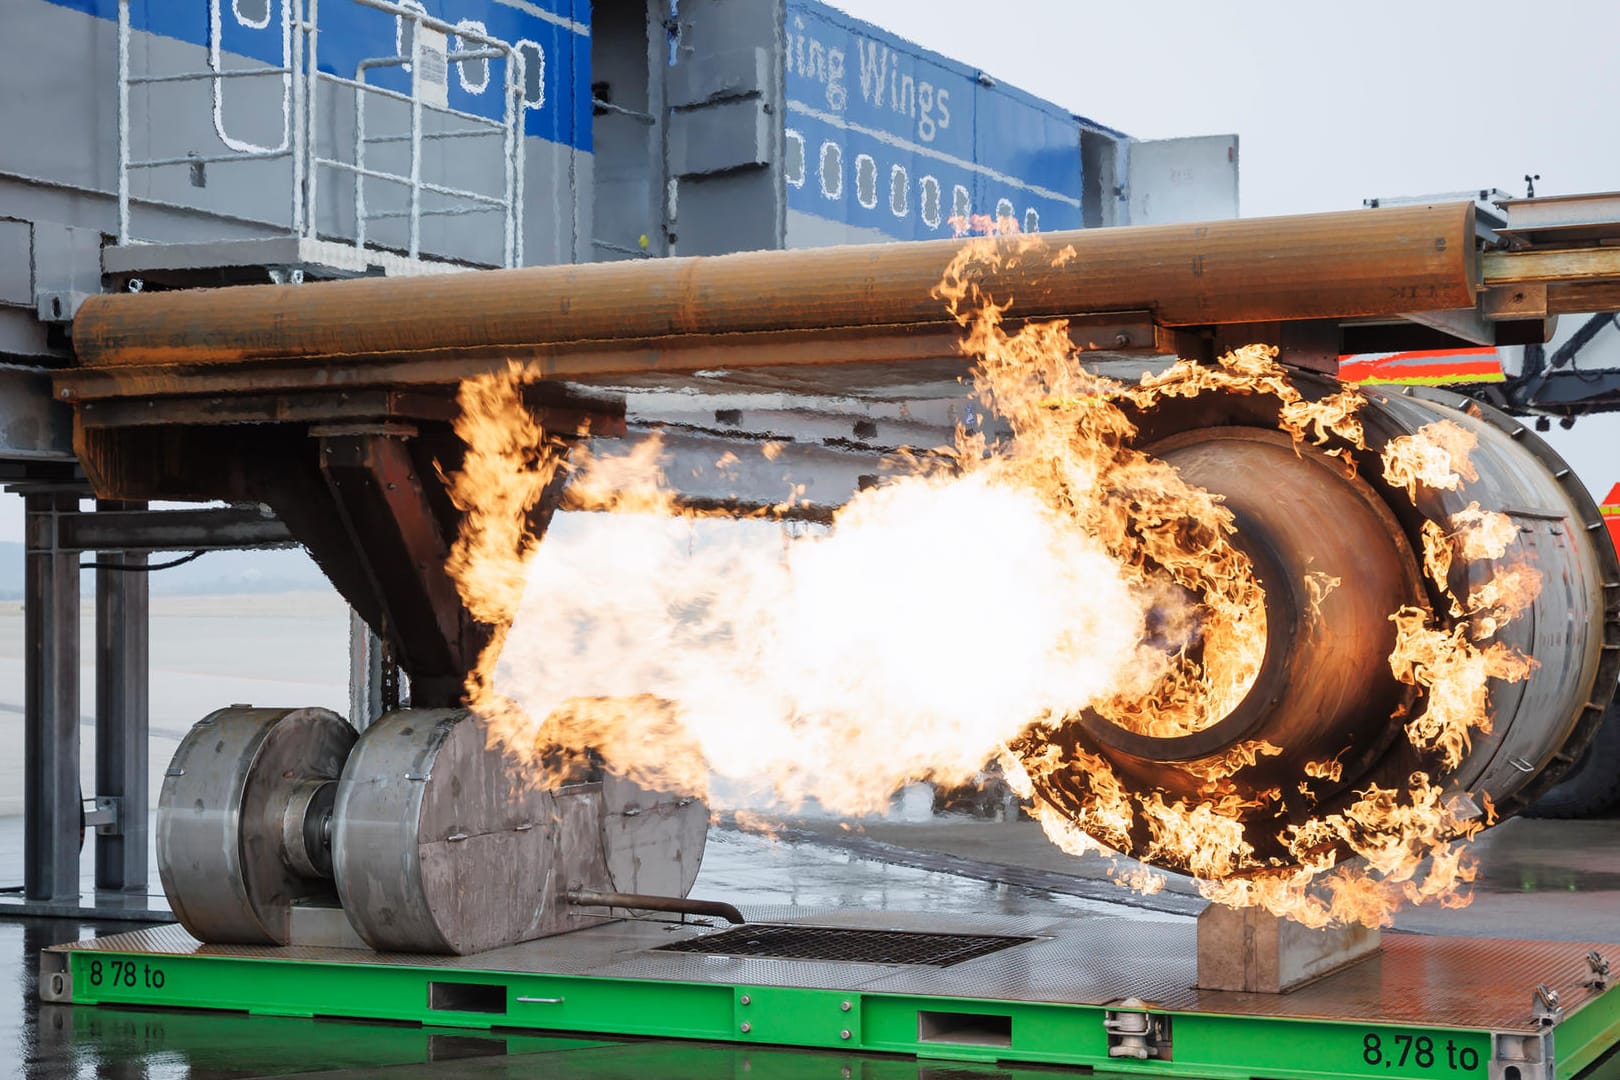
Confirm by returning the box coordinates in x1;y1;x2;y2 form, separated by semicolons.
72;204;1477;377
563;890;746;925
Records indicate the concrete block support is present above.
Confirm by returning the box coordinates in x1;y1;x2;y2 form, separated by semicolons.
1196;903;1380;993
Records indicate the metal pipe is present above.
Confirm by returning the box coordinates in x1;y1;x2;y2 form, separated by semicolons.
116;0;129;244
303;0;319;241
70;203;1477;374
407;15;422;260
563;890;746;925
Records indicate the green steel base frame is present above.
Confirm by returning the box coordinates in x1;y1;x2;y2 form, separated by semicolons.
39;911;1620;1080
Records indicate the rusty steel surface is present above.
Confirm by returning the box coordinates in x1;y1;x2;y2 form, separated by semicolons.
66;204;1478;392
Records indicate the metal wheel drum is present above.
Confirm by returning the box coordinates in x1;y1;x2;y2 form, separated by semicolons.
599;771;709;900
1023;376;1620;870
156;707;356;945
332;709;594;955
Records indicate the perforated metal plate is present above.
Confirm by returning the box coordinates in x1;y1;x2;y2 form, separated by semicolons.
654;924;1036;967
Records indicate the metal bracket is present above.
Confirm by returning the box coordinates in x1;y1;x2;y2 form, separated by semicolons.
1532;984;1564;1027
1491;1030;1555;1080
1104;1000;1171;1060
82;796;122;836
35;290;90;324
37;950;72;1003
1586;950;1612;991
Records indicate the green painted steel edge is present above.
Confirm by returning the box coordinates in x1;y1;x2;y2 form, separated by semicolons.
1554;979;1620;1080
56;948;1620;1079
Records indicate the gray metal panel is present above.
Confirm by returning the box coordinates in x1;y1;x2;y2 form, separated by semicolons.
669;47;770;109
669;98;770;177
30;221;102;300
1127;134;1240;225
665;0;786;256
0;219;33;305
0;365;73;461
785;207;893;249
588;0;664;262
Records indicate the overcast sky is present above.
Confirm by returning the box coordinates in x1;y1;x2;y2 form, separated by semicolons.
2;0;1614;542
831;0;1618;217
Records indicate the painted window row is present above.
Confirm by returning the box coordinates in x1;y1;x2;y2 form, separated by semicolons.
784;129;1040;233
228;0;546;109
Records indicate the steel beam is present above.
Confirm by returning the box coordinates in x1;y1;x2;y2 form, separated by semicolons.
347;608;386;728
53;505;294;553
65;205;1478;384
93;500;149;893
317;432;493;707
24;491;81;904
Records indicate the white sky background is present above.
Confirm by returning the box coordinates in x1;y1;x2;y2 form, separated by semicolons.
831;0;1617;217
1;0;1614;540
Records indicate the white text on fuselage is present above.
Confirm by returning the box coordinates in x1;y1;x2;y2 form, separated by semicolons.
786;17;952;143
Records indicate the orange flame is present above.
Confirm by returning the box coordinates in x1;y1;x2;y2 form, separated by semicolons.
438;230;1543;930
1381;420;1480;499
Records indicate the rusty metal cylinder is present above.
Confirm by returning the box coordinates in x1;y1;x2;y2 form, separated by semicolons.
1026;378;1620;868
70;204;1476;375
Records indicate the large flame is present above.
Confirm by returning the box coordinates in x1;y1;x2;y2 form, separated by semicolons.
440;230;1543;929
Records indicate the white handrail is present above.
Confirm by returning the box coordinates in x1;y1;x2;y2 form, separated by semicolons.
116;0;526;268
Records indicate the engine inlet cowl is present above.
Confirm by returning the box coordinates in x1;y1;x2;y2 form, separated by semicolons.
1020;377;1620;875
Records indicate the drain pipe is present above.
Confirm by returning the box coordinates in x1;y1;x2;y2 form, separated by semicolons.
563;890;746;925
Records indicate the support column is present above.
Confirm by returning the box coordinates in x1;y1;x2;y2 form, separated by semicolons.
24;491;81;903
347;607;384;729
94;499;149;893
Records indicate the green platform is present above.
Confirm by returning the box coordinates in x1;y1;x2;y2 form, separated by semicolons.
40;910;1620;1080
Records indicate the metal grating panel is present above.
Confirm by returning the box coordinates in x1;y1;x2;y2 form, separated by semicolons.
654;924;1035;967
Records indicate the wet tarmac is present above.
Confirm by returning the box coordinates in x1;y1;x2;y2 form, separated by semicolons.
3;812;1619;1078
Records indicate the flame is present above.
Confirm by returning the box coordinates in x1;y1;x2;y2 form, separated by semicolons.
1110;866;1168;895
1179;740;1284;785
1304;754;1346;784
445;368;571;708
437;229;1548;931
1388;609;1533;769
468;462;1152;816
1380;420;1480;499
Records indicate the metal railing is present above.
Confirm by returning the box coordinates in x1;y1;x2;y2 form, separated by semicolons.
116;0;526;268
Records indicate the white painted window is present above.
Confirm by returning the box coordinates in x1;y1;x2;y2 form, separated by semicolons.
920;176;941;229
232;0;271;30
453;20;490;94
515;40;546;110
819;141;843;200
995;197;1015;225
855;154;877;209
784;130;805;188
1024;207;1040;233
890;164;908;218
952;184;971;223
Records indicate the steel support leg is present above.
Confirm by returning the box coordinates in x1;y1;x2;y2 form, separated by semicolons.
347;607;384;729
24;492;81;903
94;499;149;893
